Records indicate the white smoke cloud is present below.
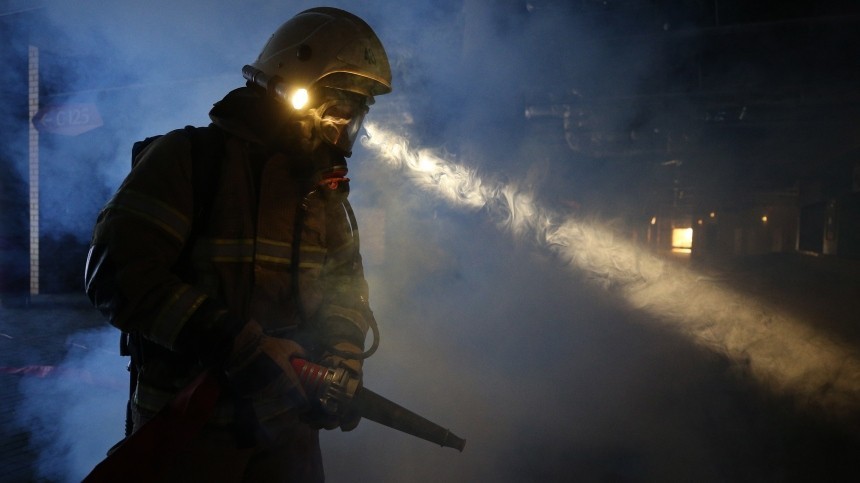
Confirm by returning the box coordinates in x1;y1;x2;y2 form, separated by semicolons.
14;327;126;482
362;122;860;419
4;1;858;481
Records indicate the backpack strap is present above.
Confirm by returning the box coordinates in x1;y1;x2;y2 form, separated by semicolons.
185;124;225;249
171;125;225;279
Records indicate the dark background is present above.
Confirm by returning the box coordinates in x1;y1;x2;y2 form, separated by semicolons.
2;1;860;482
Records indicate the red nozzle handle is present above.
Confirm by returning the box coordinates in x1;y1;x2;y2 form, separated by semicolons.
291;358;329;396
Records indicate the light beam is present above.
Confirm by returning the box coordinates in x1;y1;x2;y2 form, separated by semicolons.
362;122;860;418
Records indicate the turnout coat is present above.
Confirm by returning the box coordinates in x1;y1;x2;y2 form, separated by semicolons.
85;87;372;426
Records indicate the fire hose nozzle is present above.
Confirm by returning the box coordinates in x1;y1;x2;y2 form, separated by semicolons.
291;358;467;451
292;358;359;415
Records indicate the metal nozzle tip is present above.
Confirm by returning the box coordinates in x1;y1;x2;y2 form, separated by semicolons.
442;431;466;452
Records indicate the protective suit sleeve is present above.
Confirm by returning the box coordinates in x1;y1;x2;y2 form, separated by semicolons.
314;198;372;352
85;130;238;357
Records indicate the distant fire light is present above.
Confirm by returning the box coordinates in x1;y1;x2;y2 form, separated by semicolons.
671;228;693;253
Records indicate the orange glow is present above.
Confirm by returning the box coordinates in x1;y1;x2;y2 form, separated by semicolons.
672;228;693;253
290;88;309;110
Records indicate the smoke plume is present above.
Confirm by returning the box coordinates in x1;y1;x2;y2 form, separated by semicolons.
3;1;858;481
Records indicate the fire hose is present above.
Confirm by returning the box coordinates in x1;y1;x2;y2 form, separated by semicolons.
82;359;465;482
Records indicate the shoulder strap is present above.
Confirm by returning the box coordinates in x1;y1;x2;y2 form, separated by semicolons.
171;125;225;278
184;124;225;235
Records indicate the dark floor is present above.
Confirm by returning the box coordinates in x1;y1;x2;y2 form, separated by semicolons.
0;294;106;482
2;252;860;482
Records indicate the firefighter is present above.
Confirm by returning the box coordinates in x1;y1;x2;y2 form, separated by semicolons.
84;7;391;481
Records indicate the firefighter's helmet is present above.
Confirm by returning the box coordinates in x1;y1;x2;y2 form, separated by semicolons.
245;7;391;155
251;7;391;99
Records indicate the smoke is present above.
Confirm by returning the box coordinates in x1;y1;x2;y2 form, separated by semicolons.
362;122;860;416
13;327;126;482
3;0;859;482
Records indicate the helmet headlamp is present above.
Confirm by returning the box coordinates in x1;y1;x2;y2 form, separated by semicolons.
290;88;309;110
242;65;373;156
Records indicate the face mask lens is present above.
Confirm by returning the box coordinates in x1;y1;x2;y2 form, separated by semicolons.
345;111;365;145
320;100;367;155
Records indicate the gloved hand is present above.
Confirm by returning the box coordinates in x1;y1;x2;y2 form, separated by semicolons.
223;320;308;410
320;341;363;379
303;341;364;431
